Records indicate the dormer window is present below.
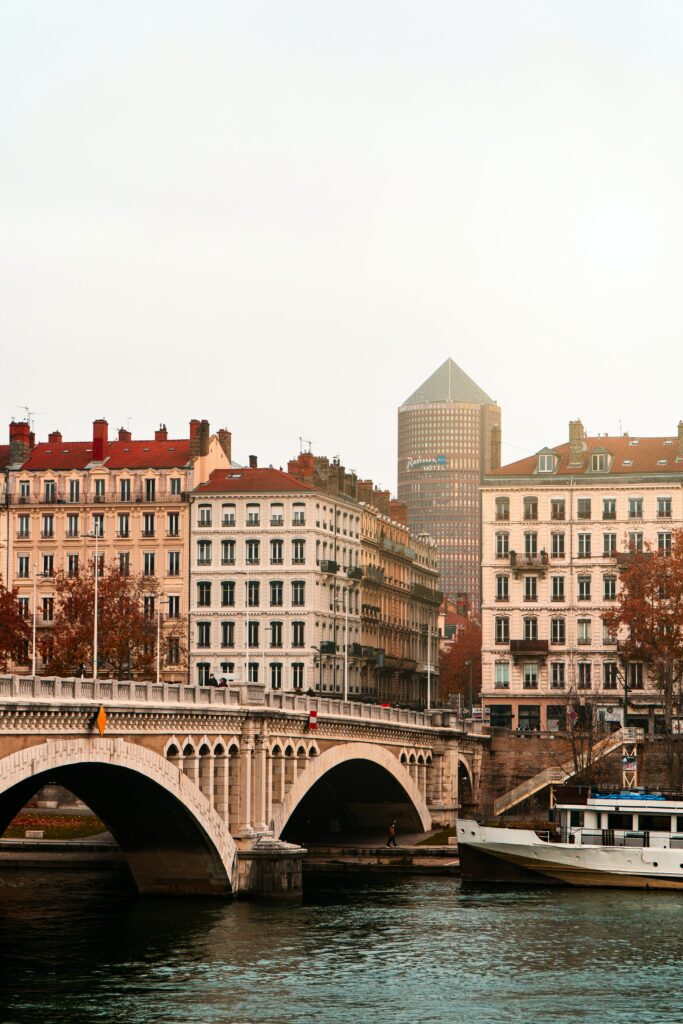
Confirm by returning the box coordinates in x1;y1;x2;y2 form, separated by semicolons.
591;453;609;472
538;453;555;473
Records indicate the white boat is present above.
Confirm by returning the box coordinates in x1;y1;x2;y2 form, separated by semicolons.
458;787;683;889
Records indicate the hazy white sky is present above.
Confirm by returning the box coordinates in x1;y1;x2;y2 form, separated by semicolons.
3;1;683;489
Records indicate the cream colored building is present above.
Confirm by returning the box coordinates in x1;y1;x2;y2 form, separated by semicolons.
5;417;230;680
481;420;683;733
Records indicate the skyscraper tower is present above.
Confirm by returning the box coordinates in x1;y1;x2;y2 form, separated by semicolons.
397;357;501;607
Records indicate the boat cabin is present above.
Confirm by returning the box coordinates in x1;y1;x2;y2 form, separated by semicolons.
554;786;683;849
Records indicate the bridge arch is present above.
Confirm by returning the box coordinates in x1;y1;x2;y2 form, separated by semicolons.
272;741;432;841
0;737;237;896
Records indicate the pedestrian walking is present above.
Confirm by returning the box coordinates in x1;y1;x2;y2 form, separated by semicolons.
386;818;398;847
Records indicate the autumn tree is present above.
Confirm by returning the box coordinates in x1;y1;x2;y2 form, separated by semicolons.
47;561;186;680
0;576;30;671
439;618;482;706
603;528;683;786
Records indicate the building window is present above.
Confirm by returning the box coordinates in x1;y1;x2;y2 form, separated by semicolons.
221;581;235;607
143;512;155;538
221;503;236;527
603;662;618;690
603;575;617;600
197;662;210;686
43;554;54;577
18;596;29;619
578;662;592;689
270;503;284;526
41;596;54;623
628;497;643;519
247;581;260;607
657;497;672;519
495;617;509;644
248;621;260;648
524;532;538;557
197;540;212;565
68;554;79;578
145;478;156;502
41;514;54;538
117;513;129;538
494;662;509;689
578;575;591;601
69;479;80;503
495;575;509;601
197;581;212;607
577;619;591;645
270;539;284;565
603;533;616;557
198;504;212;527
292;503;306;526
246;540;260;565
551;662;565;689
578;533;591;558
523;496;538;521
602;498;616;521
167;512;180;537
220;661;235;678
551;498;565;521
292;581;305;607
143;552;155;577
18;514;30;538
551;575;565;601
270;621;283;648
43;479;55;502
168;551;180;576
221;539;235;565
495;532;509;558
270;581;283;607
551;618;566;645
143;595;155;619
19;480;30;499
628;532;643;552
94;479;105;499
221;621;235;648
292;539;306;565
168;595;180;618
119;552;130;576
538;453;555;473
246;503;261;527
170;477;181;496
248;662;259;683
523;617;537;641
629;663;644;690
197;622;211;648
523;576;537;602
167;637;180;665
658;532;672;556
270;663;283;690
120;479;131;502
551;532;565;558
292;621;305;648
591;453;608;472
292;662;304;689
523;663;538;689
495;497;509;521
577;498;591;520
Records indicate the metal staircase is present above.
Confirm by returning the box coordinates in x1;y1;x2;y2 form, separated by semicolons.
492;727;644;817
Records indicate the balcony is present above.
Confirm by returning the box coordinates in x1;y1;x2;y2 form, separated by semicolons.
246;517;261;527
509;551;548;578
510;639;549;661
320;641;337;654
410;582;443;605
222;517;236;527
362;565;385;583
347;566;362;580
320;560;338;574
142;530;155;538
270;516;284;526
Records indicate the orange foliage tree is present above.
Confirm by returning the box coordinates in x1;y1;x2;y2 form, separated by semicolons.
0;576;30;671
47;561;186;679
438;618;482;705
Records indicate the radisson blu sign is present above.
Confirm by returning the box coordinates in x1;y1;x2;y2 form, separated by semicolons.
406;455;448;471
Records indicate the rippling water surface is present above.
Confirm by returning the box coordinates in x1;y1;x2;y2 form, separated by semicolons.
0;869;681;1024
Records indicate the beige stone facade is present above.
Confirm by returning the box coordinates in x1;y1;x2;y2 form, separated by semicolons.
481;420;683;733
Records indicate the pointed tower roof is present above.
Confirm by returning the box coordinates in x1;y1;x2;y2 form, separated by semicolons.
402;358;493;406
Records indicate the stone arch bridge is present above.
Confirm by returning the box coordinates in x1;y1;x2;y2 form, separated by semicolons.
0;675;486;898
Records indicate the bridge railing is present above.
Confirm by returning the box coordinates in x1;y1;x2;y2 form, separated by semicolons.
0;675;464;731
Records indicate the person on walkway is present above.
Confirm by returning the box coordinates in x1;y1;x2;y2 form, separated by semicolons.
386;819;398;848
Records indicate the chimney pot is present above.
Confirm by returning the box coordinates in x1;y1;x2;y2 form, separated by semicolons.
249;455;258;469
155;424;168;442
48;430;62;444
9;420;31;464
118;427;132;442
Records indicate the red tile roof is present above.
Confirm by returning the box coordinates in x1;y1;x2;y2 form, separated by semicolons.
489;436;683;478
20;439;192;471
194;467;316;494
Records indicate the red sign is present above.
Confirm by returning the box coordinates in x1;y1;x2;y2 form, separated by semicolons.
308;710;318;730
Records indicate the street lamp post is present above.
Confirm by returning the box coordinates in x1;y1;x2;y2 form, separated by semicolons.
156;596;167;685
466;659;474;715
426;622;432;711
31;563;38;677
343;586;349;702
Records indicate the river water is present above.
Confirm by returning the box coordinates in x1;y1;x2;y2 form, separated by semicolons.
0;869;681;1024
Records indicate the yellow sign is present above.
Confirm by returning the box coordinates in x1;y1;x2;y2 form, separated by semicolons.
96;705;108;736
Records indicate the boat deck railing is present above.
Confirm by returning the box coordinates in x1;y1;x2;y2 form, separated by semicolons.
547;828;683;849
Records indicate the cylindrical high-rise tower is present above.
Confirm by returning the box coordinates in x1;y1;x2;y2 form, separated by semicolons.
397;358;501;608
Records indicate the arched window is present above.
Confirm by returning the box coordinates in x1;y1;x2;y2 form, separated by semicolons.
198;503;212;527
270;663;283;690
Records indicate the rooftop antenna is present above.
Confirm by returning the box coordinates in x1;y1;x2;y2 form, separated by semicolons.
299;436;312;454
13;405;38;430
618;419;623;435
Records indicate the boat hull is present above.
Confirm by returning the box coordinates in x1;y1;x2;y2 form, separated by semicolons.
457;821;683;890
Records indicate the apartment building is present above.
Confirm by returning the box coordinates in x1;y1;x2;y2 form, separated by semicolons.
4;417;231;679
189;463;362;691
481;420;683;733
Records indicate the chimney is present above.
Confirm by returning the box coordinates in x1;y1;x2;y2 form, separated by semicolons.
490;425;502;471
568;419;585;467
118;427;132;441
389;499;408;526
189;419;201;457
9;421;31;464
92;419;108;461
249;455;258;469
217;428;232;464
288;452;315;481
29;431;35;449
199;419;210;457
155;424;168;442
48;430;62;445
